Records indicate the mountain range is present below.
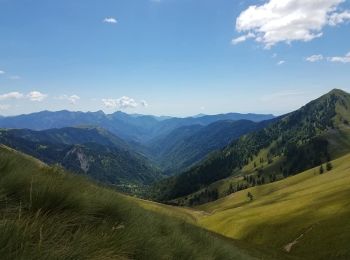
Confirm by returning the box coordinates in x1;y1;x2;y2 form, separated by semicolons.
153;89;350;203
0;110;274;143
1;89;350;259
0;127;162;189
0;111;274;185
147;119;275;174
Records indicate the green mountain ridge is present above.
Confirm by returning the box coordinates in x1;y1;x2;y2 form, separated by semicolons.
154;89;350;203
0;127;162;188
147;119;271;175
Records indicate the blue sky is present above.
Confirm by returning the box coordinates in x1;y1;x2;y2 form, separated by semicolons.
0;0;350;117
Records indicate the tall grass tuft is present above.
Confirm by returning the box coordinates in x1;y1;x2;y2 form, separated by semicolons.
0;146;256;260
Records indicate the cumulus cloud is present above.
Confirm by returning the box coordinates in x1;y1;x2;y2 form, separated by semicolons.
103;17;117;24
102;96;146;110
140;100;149;107
306;54;324;62
102;96;137;109
232;32;255;45
27;91;47;102
277;60;285;65
0;92;24;100
328;10;350;25
58;94;81;104
102;99;118;109
234;0;350;48
327;51;350;63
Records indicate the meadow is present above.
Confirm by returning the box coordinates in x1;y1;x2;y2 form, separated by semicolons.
196;153;350;259
0;145;257;260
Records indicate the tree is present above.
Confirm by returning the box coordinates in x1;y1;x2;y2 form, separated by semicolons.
319;165;324;174
247;192;254;201
228;183;234;194
326;162;333;171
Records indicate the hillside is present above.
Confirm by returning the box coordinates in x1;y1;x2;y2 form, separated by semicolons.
0;145;258;260
196;152;350;260
0;127;162;189
154;89;350;202
148;120;271;175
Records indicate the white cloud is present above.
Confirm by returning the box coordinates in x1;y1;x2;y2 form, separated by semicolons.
329;10;350;25
58;94;81;104
140;100;149;107
102;96;138;109
0;70;5;74
102;99;118;109
327;51;350;63
234;0;350;48
231;32;255;45
277;60;285;65
27;91;47;102
68;95;80;104
306;54;324;62
103;17;117;24
0;92;24;100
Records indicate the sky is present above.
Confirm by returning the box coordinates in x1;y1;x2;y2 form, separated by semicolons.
0;0;350;117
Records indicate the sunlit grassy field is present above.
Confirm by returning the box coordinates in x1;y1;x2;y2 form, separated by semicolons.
196;153;350;259
0;145;257;260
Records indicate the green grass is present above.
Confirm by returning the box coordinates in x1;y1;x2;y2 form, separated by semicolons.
0;145;257;260
196;153;350;260
3;142;350;259
172;145;286;206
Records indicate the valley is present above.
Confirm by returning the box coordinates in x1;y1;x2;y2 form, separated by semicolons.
0;145;262;260
0;89;350;259
2;1;350;258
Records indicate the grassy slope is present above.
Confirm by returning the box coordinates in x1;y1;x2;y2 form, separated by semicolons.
0;145;256;260
196;153;350;260
173;126;350;206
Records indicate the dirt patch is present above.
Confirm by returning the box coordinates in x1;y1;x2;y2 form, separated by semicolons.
284;226;314;253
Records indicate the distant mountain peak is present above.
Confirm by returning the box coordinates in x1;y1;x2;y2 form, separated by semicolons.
328;88;349;96
193;113;207;118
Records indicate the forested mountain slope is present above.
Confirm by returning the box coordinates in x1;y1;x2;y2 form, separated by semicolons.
148;120;273;175
154;89;350;202
0;127;162;187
